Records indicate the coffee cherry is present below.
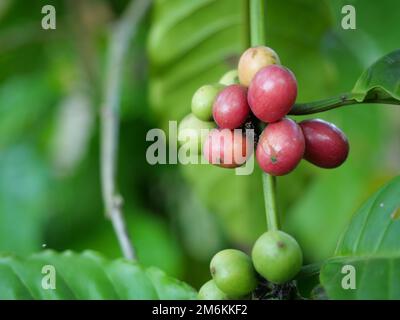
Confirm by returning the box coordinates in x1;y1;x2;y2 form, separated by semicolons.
203;129;252;168
210;249;257;298
238;46;280;87
178;113;217;154
300;119;349;168
248;65;297;123
252;230;303;284
256;118;305;176
198;280;229;300
192;84;225;121
219;69;239;86
213;84;250;129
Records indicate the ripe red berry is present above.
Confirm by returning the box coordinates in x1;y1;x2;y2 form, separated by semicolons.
299;119;349;168
213;84;250;129
248;65;297;123
256;118;305;176
203;129;252;168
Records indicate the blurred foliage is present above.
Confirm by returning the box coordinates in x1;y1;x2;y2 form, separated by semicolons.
321;175;400;299
0;0;399;294
0;250;196;299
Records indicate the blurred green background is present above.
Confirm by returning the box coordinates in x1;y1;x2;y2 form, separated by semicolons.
0;0;399;289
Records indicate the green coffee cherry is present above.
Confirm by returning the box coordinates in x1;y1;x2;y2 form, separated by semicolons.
219;69;239;86
252;230;303;284
178;113;216;154
191;84;224;121
210;249;257;298
198;279;229;300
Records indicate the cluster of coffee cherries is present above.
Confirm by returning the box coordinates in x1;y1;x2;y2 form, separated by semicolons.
198;231;303;300
178;46;349;174
179;46;350;299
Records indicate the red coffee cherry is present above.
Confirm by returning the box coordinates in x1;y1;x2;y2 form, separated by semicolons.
203;129;252;168
256;118;305;176
248;65;297;123
213;84;250;129
300;119;349;168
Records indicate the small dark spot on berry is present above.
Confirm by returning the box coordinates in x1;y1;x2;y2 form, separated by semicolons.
277;241;285;249
271;155;277;163
210;266;216;275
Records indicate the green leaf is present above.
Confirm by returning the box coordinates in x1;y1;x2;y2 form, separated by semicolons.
352;49;400;102
148;0;245;127
320;176;400;299
0;250;197;300
291;49;400;115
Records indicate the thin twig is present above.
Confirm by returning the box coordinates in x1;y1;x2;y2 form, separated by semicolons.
100;0;151;260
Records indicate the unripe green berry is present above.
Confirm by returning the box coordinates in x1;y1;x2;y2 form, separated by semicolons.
191;84;224;121
219;70;239;86
210;249;257;298
252;230;303;284
198;280;229;300
178;113;216;154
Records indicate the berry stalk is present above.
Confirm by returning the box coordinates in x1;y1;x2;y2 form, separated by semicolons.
249;0;280;231
290;92;400;115
262;172;279;230
249;0;266;46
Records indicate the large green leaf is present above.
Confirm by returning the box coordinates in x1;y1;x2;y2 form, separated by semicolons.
290;49;400;115
148;0;245;128
320;176;400;299
0;250;196;300
352;49;400;102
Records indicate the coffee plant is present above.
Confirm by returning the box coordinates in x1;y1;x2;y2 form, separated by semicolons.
176;0;400;300
0;0;399;301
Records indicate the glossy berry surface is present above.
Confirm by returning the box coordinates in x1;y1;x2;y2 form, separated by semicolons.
238;46;280;87
178;113;217;154
191;84;224;121
256;118;305;176
213;84;250;129
198;280;228;300
300;119;349;168
252;230;303;284
219;69;239;86
203;129;252;168
210;249;257;298
248;65;297;123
